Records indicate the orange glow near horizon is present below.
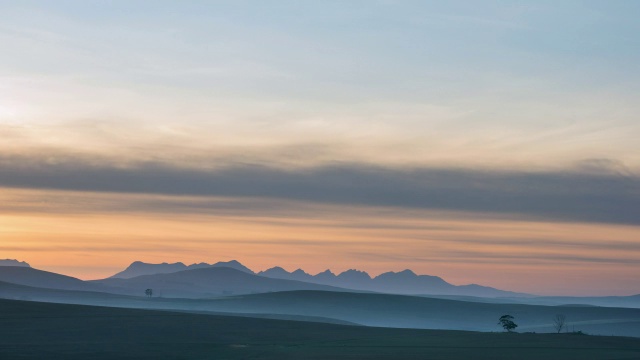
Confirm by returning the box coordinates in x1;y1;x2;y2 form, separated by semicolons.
2;1;640;307
1;187;639;296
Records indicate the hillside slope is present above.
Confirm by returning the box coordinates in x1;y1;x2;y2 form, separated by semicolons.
3;299;640;360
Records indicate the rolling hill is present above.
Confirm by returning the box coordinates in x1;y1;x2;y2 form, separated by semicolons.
0;266;99;292
422;294;640;309
189;290;640;337
2;299;640;360
2;277;640;338
0;280;354;325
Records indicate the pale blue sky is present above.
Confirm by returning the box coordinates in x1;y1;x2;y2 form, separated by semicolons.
1;1;639;170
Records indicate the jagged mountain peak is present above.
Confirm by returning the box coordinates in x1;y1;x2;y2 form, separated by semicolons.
398;269;417;276
0;259;31;268
130;261;185;267
376;269;418;279
188;262;210;267
316;269;336;276
212;260;254;274
258;267;291;279
261;266;287;273
109;259;254;279
340;269;369;274
219;260;241;265
338;269;371;279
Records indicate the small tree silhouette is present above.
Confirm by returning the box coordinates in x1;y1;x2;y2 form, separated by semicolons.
145;288;153;298
553;314;566;333
498;315;518;332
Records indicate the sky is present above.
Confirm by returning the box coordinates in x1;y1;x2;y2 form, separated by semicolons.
0;1;639;296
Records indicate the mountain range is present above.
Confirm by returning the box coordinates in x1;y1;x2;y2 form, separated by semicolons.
94;266;348;297
104;260;525;297
5;259;639;305
257;266;522;297
109;260;253;278
0;265;349;298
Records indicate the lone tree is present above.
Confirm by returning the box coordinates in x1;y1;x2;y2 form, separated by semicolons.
498;315;518;332
553;314;566;333
145;288;153;298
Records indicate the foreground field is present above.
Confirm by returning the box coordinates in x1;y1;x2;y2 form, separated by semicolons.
2;299;640;360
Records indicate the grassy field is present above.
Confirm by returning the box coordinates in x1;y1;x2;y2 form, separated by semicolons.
2;299;640;360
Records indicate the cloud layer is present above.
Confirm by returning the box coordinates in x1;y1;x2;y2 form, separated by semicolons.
1;153;637;225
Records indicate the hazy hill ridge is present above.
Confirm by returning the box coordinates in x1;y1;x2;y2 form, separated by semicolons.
2;284;640;338
0;266;96;292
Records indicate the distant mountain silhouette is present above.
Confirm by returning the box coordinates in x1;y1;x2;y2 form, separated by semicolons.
212;260;254;274
109;260;253;279
314;269;337;283
2;260;516;299
260;267;315;282
107;260;524;297
95;267;349;298
0;259;30;267
259;267;522;297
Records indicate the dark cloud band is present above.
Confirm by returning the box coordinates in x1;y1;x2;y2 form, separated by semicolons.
0;155;638;225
